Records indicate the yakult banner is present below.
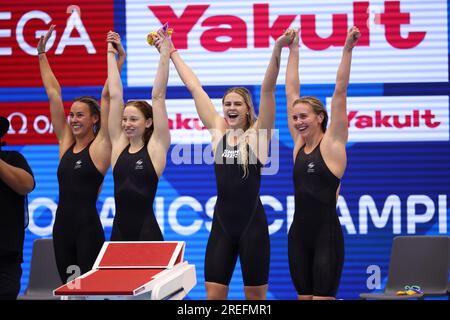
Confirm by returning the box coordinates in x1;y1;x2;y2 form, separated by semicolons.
325;96;449;142
126;0;448;86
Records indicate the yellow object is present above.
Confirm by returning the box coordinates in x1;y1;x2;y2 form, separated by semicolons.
147;28;173;46
396;289;419;296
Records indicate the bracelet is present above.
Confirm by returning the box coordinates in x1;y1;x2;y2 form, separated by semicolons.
169;48;178;56
107;50;117;54
37;51;45;55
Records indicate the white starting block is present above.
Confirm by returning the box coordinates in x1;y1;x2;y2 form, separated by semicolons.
53;241;196;300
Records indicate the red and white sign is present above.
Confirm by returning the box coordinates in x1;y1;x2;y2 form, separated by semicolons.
0;99;221;145
154;98;221;144
0;0;114;87
325;96;449;142
126;0;448;86
1;101;59;145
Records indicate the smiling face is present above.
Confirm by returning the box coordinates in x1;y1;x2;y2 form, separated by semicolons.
223;91;249;130
291;102;325;138
69;101;98;138
122;106;152;141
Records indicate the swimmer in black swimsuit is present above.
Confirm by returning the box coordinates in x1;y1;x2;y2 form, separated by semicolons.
107;30;170;241
285;27;360;300
162;29;295;300
38;26;125;283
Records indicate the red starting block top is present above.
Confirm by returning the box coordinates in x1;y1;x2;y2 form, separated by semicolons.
54;241;186;296
94;241;185;269
55;269;165;296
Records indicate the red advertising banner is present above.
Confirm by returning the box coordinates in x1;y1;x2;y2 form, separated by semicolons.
0;0;114;87
0;101;68;145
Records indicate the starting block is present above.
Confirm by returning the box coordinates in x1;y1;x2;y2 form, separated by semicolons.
53;241;196;300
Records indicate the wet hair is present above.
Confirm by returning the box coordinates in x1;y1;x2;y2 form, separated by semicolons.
293;96;328;133
73;96;101;135
222;87;258;178
125;100;154;144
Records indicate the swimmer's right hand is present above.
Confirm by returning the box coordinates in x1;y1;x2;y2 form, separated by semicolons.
37;24;55;55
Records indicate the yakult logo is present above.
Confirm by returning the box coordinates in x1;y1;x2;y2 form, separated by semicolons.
149;1;425;52
326;96;449;142
127;0;447;86
155;98;220;145
169;113;205;131
348;110;440;129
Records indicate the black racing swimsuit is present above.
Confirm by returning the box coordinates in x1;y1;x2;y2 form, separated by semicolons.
53;142;105;283
288;141;344;297
204;133;270;286
111;144;163;241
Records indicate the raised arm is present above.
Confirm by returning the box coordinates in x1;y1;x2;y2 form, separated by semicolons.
107;32;125;148
37;25;72;148
168;39;225;131
327;27;360;144
145;30;171;177
98;32;126;145
150;30;171;152
285;29;301;142
90;32;126;174
256;29;295;131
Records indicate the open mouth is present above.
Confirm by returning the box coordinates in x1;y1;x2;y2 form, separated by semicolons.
297;126;307;132
227;112;239;120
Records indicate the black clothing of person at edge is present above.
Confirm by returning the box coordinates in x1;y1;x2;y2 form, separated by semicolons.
0;116;35;300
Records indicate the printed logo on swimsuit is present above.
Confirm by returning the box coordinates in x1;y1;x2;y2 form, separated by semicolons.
222;149;240;159
307;162;315;173
74;160;82;170
135;159;144;170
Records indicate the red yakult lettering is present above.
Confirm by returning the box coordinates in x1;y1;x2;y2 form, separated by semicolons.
168;113;206;130
148;5;209;50
301;13;348;50
348;110;441;129
148;1;426;52
379;1;426;49
253;4;296;48
200;15;247;52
